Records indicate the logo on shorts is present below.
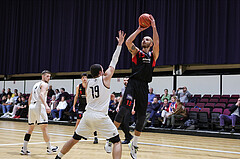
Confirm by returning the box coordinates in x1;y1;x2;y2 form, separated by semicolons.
126;94;133;100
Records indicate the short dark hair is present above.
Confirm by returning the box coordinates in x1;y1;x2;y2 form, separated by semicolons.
41;70;51;75
90;64;102;78
80;73;88;78
163;98;168;101
60;88;65;91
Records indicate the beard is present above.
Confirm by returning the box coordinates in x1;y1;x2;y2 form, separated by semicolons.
142;43;151;48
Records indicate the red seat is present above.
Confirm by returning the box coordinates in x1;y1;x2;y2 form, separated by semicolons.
219;99;228;104
215;103;226;109
202;94;211;99
231;95;240;99
227;104;233;108
185;102;195;108
212;108;223;114
200;108;210;118
209;98;219;103
194;94;202;98
212;95;221;99
223;109;231;116
155;94;161;100
199;98;209;103
196;103;205;109
221;95;230;99
205;103;215;109
228;99;237;104
190;108;200;112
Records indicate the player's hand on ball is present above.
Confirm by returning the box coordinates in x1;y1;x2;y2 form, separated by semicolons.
149;15;156;28
116;30;126;46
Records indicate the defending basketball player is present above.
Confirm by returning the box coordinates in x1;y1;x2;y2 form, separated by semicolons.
72;73;98;144
20;70;58;155
55;30;126;159
114;15;159;159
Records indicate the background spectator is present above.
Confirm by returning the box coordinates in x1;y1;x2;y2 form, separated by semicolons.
55;89;61;100
7;88;12;97
49;95;58;110
13;96;28;118
219;98;240;133
59;88;70;100
172;89;177;98
1;94;14;117
147;97;161;127
166;102;187;129
161;89;171;102
161;96;177;126
0;96;7;114
47;85;55;97
51;96;68;121
0;88;6;98
108;94;117;121
10;97;22;118
148;87;155;103
176;86;191;103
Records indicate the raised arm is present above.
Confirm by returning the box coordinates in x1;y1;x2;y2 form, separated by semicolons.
149;15;159;61
103;30;126;87
125;26;147;57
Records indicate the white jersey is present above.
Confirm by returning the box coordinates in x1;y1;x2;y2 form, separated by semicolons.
86;76;110;114
31;81;48;104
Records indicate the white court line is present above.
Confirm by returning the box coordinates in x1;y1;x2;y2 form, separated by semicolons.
1;127;240;155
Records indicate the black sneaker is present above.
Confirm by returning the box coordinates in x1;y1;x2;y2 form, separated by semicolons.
47;146;59;154
93;137;98;144
55;155;61;159
20;147;30;155
219;128;225;132
230;129;236;133
122;140;130;144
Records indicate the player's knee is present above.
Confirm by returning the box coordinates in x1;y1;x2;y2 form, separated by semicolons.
114;106;128;123
108;134;120;144
24;133;31;141
135;115;146;132
72;132;87;140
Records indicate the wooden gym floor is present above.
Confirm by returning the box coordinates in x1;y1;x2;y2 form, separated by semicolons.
0;121;239;159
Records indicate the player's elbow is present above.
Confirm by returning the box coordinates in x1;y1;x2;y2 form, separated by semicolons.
125;39;131;48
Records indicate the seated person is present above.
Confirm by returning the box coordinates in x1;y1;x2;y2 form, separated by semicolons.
0;94;14;117
10;97;22;118
161;89;171;102
14;96;28;118
0;95;7;114
147;97;160;127
219;98;240;133
51;96;68;121
153;98;169;127
166;102;187;129
161;96;177;126
49;95;58;110
148;88;155;103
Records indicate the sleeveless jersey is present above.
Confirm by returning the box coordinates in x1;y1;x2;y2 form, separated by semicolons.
131;50;156;83
31;81;48;104
86;76;110;114
78;83;87;111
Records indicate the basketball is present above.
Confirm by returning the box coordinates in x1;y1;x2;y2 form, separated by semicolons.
139;13;151;28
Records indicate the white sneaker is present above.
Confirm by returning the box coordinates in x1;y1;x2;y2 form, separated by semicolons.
53;118;57;121
128;142;138;159
20;147;30;155
104;141;112;153
57;118;60;121
47;146;59;154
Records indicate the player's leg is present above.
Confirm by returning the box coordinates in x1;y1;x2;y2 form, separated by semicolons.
110;135;122;159
114;83;134;128
21;124;35;155
74;119;81;131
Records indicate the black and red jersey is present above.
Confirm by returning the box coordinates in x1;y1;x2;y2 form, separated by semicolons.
78;83;87;111
131;50;156;83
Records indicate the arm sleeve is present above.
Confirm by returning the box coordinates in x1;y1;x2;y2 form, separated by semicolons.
109;46;122;69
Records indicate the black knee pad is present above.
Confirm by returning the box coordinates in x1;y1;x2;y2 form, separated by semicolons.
94;131;97;136
72;132;87;140
108;134;120;144
135;114;146;132
115;106;129;123
24;133;31;141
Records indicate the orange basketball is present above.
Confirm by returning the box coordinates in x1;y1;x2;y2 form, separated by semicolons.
139;13;151;28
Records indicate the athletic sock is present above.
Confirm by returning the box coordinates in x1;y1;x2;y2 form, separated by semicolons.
132;135;139;147
46;141;51;149
23;133;31;151
23;141;28;151
58;152;64;158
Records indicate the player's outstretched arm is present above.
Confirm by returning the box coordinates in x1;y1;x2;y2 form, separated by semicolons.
125;26;148;57
149;15;159;61
103;30;125;87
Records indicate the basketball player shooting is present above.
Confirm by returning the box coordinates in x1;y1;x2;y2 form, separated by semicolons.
20;70;58;155
55;30;126;159
114;14;159;159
